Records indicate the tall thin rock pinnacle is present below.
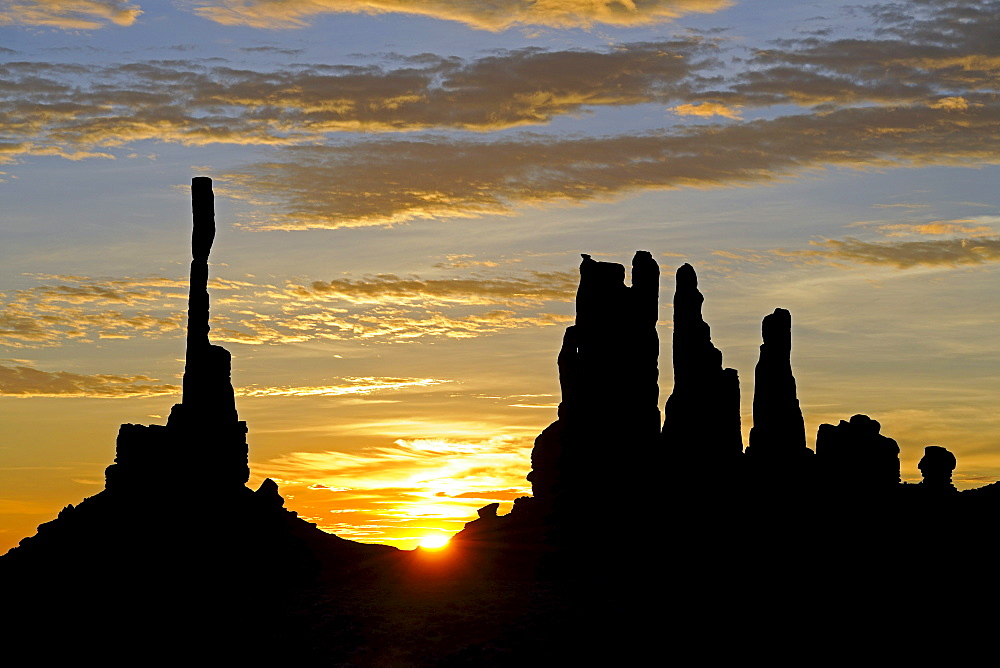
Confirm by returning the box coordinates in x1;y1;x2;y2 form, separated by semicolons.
661;263;742;460
746;308;808;459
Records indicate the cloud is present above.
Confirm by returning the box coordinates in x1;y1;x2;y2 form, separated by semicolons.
222;99;1000;228
237;376;451;397
710;0;1000;108
671;101;742;119
784;236;1000;269
0;360;179;397
438;489;526;500
1;268;575;347
190;0;731;31
0;41;711;162
0;0;141;29
871;221;995;237
288;271;577;306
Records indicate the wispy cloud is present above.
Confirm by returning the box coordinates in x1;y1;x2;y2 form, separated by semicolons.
870;221;995;237
0;268;575;347
0;0;141;29
190;0;731;31
783;236;1000;269
223;100;1000;229
237;376;451;397
0;41;711;163
288;271;577;306
0;360;178;397
706;1;1000;108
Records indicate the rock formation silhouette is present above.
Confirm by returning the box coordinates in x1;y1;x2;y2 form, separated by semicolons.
745;307;809;460
458;252;661;555
661;263;742;462
1;179;396;659
816;414;900;495
919;444;958;492
5;197;1000;662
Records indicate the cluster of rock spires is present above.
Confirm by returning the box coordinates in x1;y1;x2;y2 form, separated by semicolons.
454;251;993;560
5;180;1000;661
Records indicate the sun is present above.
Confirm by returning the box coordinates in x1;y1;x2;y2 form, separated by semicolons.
418;534;450;549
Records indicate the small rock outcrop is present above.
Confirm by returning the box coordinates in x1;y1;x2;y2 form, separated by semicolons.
816;414;900;493
661;263;742;462
919;445;958;492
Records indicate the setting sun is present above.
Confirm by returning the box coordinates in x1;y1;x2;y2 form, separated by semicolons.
418;535;451;550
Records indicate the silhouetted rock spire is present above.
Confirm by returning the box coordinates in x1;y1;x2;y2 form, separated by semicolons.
661;263;742;460
177;176;237;422
527;252;660;509
746;308;809;459
106;177;249;491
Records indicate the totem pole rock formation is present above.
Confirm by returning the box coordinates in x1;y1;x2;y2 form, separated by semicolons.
661;263;742;462
6;178;393;581
816;414;900;494
746;308;809;460
106;177;250;495
528;252;660;517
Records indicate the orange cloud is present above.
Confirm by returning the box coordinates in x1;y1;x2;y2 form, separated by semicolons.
191;0;732;30
671;101;742;119
237;377;451;397
873;221;995;237
0;360;178;397
0;0;141;29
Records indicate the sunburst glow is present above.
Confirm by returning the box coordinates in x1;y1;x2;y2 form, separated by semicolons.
418;534;451;549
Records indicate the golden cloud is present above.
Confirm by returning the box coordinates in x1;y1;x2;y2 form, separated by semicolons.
1;268;574;347
0;41;709;162
0;360;179;397
873;221;995;237
671;101;742;119
289;272;577;306
222;100;1000;229
237;376;452;397
785;236;1000;269
0;0;141;29
191;0;731;30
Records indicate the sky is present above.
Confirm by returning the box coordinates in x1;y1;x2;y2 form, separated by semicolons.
1;0;999;552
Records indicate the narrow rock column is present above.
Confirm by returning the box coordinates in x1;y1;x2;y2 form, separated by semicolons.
109;177;249;492
182;176;217;407
746;308;809;459
166;177;248;485
661;264;742;460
